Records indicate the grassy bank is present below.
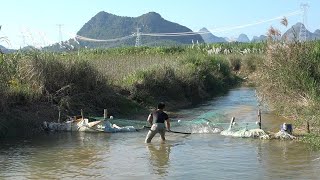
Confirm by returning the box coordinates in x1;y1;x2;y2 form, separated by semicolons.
256;40;320;131
252;24;320;146
3;40;320;148
0;46;244;138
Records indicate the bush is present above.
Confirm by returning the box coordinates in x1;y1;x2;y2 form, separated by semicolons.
228;55;242;71
0;46;243;137
257;39;320;134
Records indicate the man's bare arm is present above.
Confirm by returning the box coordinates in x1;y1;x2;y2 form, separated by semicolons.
147;114;153;126
166;118;171;131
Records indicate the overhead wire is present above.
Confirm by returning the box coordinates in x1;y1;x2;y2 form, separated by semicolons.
75;34;135;42
206;10;302;33
140;10;302;36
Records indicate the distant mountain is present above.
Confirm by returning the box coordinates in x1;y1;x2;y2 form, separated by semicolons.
0;45;15;53
43;39;81;52
223;37;235;42
0;45;7;53
251;35;267;42
236;34;250;42
76;11;204;48
313;29;320;37
198;28;227;43
282;22;320;41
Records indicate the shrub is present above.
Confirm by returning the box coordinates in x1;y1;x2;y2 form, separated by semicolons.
228;55;242;71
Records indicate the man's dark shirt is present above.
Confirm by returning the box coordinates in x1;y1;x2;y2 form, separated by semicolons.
151;110;168;124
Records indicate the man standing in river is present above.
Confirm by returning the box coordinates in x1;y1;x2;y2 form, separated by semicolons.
145;102;171;143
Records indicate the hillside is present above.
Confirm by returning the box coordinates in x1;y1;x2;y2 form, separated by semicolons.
236;34;250;42
282;22;320;41
76;11;204;48
199;28;227;43
251;35;267;42
0;45;15;53
314;29;320;36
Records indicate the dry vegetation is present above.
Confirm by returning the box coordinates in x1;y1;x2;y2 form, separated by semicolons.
0;46;242;137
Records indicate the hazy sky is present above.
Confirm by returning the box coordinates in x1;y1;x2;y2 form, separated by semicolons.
0;0;319;49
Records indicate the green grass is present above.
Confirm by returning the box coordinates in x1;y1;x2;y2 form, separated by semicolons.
0;46;244;137
301;133;320;150
251;25;320;149
2;40;320;150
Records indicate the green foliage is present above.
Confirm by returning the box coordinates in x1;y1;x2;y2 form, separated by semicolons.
301;133;320;150
210;42;267;52
257;39;320;135
0;45;247;137
120;51;238;106
227;55;242;71
242;54;263;73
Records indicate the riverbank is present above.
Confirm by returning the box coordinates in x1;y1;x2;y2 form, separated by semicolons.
0;46;247;138
1;41;320;149
249;36;320;148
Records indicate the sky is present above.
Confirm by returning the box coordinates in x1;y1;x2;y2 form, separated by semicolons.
0;0;319;49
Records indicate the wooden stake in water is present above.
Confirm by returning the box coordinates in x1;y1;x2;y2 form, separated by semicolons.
58;109;61;123
258;109;262;129
81;109;84;120
229;117;235;130
307;120;310;133
104;109;108;120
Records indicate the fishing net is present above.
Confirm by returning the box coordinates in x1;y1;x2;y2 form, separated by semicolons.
221;128;268;138
273;131;296;140
89;111;265;137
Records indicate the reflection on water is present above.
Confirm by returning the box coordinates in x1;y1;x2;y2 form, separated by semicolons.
0;88;319;179
147;143;171;176
0;132;113;179
259;140;320;179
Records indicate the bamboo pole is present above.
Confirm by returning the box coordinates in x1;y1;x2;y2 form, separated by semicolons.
307;120;310;133
58;109;61;123
258;109;262;129
81;109;84;120
104;109;108;120
228;117;235;130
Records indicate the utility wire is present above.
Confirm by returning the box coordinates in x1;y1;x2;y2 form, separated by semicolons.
75;34;135;42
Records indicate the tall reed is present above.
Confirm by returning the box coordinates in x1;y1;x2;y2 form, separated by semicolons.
0;46;246;137
257;23;320;134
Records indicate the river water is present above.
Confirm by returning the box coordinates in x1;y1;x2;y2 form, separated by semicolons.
1;87;319;179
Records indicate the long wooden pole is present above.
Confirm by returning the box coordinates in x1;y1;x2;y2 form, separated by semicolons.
307;120;310;133
229;117;235;130
258;109;262;129
58;109;61;123
81;109;84;120
104;109;108;120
